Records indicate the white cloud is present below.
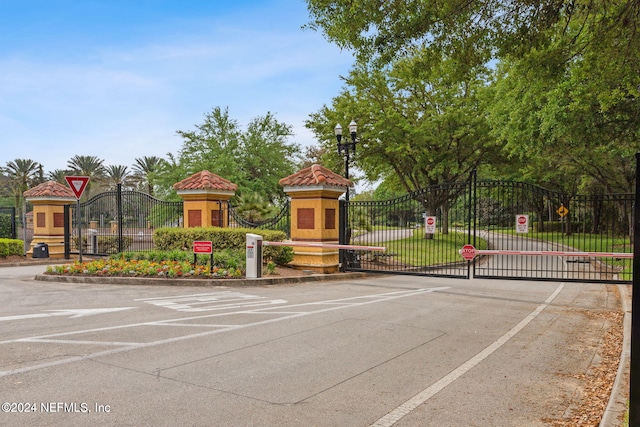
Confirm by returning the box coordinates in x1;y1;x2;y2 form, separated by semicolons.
0;6;353;173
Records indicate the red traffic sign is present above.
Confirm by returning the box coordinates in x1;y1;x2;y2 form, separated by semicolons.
193;241;213;254
426;217;435;226
460;244;477;261
517;216;527;225
65;176;90;199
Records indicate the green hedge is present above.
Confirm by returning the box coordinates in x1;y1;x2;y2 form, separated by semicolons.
0;214;13;238
534;221;581;233
153;227;293;266
0;238;24;257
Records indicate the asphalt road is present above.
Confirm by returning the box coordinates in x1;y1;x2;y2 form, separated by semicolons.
0;264;621;426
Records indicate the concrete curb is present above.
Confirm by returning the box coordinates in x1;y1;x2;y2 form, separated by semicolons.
0;259;70;267
34;271;373;287
600;284;631;427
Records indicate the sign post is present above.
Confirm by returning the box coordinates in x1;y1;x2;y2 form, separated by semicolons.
630;153;640;424
65;176;90;262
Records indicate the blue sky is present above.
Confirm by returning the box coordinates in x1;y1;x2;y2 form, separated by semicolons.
0;0;353;173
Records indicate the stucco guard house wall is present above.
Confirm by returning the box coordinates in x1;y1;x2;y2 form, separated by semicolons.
23;181;76;258
173;171;238;228
279;164;351;273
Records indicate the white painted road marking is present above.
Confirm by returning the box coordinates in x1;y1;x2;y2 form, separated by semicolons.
0;307;136;322
369;283;565;427
0;286;450;377
137;291;287;312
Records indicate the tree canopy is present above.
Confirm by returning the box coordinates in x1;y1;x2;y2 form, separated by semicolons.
164;107;302;203
305;0;640;194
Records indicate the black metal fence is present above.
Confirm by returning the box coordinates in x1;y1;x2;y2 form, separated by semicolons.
345;176;633;283
63;186;290;257
0;207;17;239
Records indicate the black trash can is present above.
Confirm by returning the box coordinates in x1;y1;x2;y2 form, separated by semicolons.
32;242;49;259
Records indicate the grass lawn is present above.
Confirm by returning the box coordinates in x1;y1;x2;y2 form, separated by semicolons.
382;230;487;266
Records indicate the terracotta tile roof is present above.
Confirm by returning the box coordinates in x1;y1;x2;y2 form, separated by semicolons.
23;181;76;199
279;164;351;188
173;170;238;192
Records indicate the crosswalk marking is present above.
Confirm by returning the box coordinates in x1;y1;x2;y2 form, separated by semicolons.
138;291;287;312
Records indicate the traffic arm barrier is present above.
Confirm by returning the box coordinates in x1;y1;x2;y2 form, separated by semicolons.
476;250;632;258
263;241;386;252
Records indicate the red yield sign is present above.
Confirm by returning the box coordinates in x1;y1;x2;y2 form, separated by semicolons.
459;244;477;261
65;176;90;199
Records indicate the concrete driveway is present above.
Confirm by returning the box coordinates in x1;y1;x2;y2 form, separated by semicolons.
0;264;625;426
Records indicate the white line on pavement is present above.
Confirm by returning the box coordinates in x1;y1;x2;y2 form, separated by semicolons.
0;286;450;378
369;282;565;427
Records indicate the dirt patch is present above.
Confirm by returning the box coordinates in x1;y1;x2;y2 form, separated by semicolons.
543;305;625;426
0;255;37;264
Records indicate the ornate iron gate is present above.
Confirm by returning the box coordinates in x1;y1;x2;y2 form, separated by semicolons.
345;177;633;284
472;180;633;283
64;185;182;256
344;181;472;279
229;202;290;237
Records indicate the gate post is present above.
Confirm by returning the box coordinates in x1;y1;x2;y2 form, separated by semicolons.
117;183;123;253
339;200;346;272
630;152;640;424
23;181;76;259
279;164;350;273
173;170;237;228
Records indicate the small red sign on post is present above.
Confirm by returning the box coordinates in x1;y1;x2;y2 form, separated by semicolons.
193;241;213;254
460;244;477;261
65;176;90;199
516;214;529;233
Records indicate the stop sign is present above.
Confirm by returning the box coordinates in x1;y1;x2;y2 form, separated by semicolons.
517;216;527;225
426;217;435;226
460;244;477;261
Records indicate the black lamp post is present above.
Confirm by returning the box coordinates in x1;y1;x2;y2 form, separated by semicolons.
335;121;357;271
335;120;357;201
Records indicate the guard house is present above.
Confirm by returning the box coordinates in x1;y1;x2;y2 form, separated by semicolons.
23;181;76;258
279;164;351;273
173;171;238;228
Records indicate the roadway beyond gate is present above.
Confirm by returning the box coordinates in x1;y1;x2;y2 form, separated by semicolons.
0;264;624;426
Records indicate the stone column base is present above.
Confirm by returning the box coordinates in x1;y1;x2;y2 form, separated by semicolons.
288;245;339;274
27;236;66;259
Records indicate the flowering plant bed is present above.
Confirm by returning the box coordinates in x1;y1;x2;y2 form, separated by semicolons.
45;259;243;279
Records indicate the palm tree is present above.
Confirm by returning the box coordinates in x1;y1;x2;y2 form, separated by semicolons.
2;158;42;215
66;155;106;198
234;192;276;222
131;156;163;196
104;165;130;190
48;169;72;185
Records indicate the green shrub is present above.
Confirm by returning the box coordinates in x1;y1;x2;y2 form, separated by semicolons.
534;221;581;233
0;238;23;257
152;227;292;266
264;245;294;266
110;248;246;272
